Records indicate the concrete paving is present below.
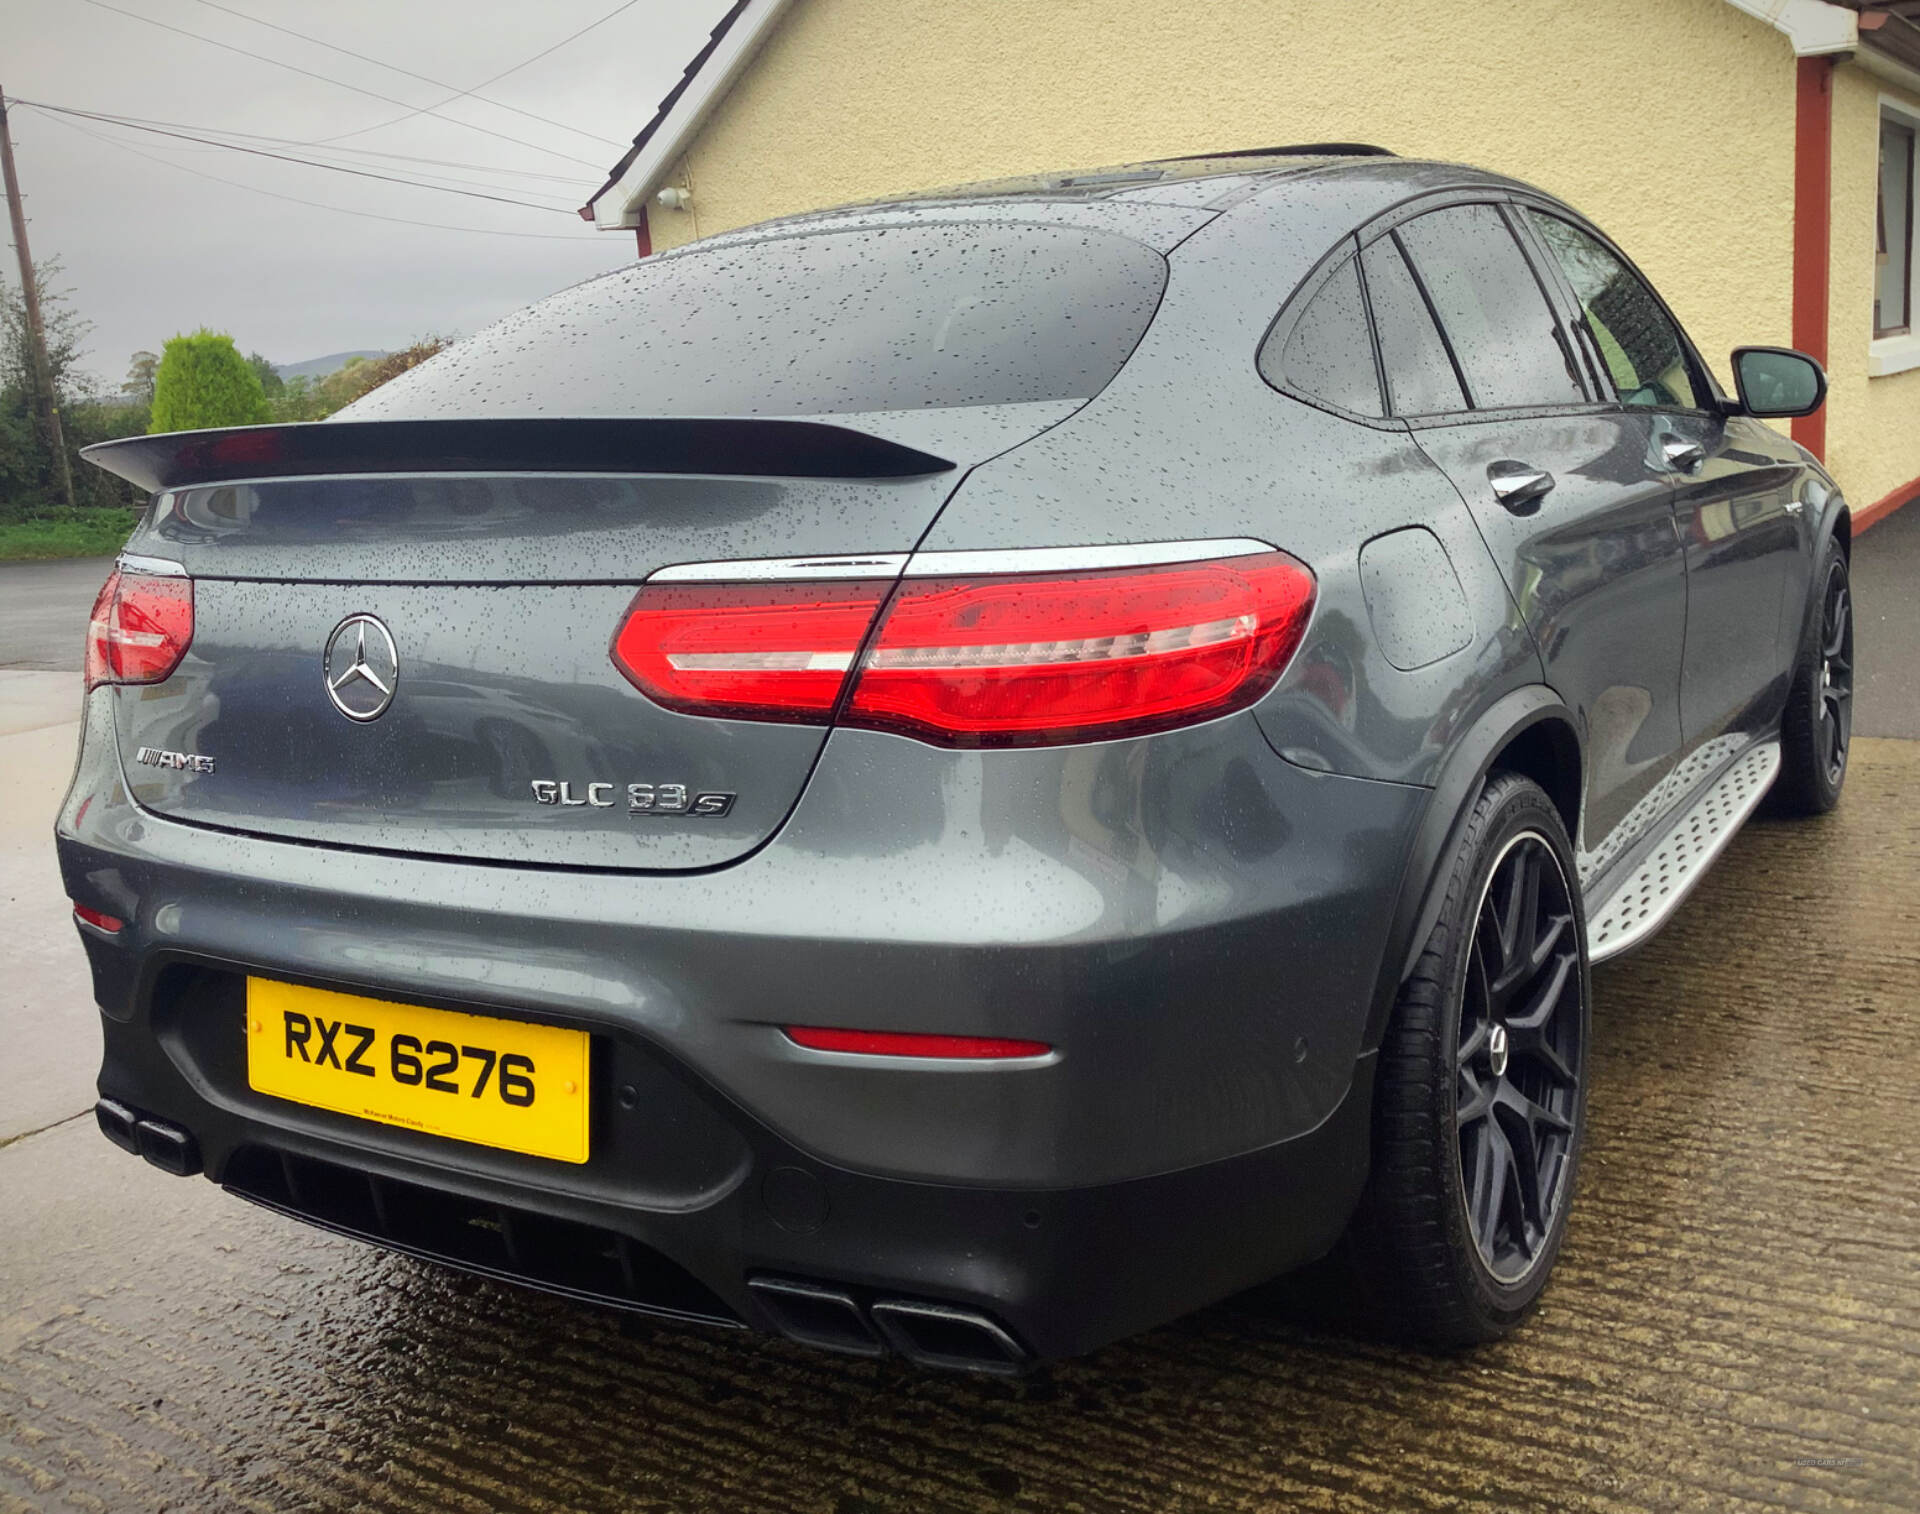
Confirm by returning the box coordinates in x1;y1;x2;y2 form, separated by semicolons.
1851;501;1920;739
1;537;1916;1512
0;742;1914;1512
0;672;98;1145
0;557;113;672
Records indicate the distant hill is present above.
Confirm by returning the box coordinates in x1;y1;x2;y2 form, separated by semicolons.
274;350;388;382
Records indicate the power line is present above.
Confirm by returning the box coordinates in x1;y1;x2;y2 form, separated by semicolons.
75;0;609;168
313;0;645;147
39;109;608;240
22;101;575;213
184;0;620;148
9;101;591;182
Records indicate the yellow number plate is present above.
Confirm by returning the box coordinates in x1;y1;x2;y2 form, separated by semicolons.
246;979;590;1164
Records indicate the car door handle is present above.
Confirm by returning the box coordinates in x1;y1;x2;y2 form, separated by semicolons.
1662;438;1707;472
1487;460;1555;513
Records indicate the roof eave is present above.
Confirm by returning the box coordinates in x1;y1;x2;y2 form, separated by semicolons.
585;0;797;230
1723;0;1859;55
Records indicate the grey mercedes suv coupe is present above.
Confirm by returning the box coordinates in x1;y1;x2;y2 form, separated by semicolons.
61;149;1852;1373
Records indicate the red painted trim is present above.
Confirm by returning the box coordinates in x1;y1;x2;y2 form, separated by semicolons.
1792;56;1834;461
634;207;653;259
1856;473;1920;532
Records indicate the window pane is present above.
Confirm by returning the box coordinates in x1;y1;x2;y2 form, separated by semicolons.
1877;121;1914;336
1528;211;1702;411
1394;205;1584;409
1270;258;1383;415
348;222;1168;419
1360;236;1466;415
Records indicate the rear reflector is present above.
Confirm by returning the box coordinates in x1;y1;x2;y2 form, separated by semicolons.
611;551;1314;746
84;568;193;691
72;903;125;933
784;1027;1051;1060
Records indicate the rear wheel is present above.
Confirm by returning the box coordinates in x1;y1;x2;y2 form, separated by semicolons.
1770;543;1852;817
1347;772;1590;1346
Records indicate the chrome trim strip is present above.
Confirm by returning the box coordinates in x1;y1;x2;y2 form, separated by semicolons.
645;538;1278;585
117;553;190;578
1586;741;1780;965
902;538;1276;577
648;554;909;583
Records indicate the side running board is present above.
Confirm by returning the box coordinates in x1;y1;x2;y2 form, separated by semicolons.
1586;741;1781;964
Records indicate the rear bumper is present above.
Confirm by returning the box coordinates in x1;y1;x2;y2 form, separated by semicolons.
89;1044;1373;1364
57;692;1424;1358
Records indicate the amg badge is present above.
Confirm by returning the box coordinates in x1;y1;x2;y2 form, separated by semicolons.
135;745;215;774
529;780;735;818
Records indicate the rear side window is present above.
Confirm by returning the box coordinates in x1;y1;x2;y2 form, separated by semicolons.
1267;258;1383;416
1527;211;1703;411
346;222;1169;419
1394;204;1584;409
1360;236;1466;415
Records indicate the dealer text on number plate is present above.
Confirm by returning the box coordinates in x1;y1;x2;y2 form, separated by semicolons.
245;979;590;1164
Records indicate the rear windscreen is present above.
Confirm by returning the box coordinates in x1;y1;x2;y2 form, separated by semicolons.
347;223;1169;418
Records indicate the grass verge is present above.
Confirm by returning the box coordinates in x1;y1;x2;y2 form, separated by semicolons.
0;508;141;561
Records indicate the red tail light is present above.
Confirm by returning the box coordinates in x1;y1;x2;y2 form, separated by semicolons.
849;554;1315;745
85;569;194;691
611;580;891;721
611;551;1314;746
785;1026;1051;1059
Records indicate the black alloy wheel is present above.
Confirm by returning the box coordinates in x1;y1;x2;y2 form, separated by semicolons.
1455;831;1582;1283
1346;771;1591;1346
1816;556;1853;788
1772;540;1853;817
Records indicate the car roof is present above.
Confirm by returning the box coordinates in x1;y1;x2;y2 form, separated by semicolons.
669;150;1548;259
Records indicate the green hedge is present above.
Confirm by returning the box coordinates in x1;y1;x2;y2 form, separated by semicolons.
0;505;141;561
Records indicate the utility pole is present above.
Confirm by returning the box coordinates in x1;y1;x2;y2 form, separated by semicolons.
0;86;75;510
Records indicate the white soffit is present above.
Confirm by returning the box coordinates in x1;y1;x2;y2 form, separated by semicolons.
1722;0;1859;56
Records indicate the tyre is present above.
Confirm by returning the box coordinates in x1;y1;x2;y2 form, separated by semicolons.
1347;771;1590;1347
1769;541;1853;817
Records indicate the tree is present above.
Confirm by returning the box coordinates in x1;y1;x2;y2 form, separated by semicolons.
1;255;92;401
149;329;271;433
325;338;448;412
266;336;450;423
0;258;142;520
245;349;284;398
122;350;158;403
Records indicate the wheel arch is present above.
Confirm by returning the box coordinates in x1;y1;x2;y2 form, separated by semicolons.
1360;685;1583;1053
1829;502;1852;561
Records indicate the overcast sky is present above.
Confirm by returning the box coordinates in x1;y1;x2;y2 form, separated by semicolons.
5;0;731;390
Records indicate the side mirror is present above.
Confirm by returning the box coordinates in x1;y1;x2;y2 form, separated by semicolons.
1729;346;1826;419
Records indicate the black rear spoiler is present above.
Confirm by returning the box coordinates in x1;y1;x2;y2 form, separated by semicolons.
81;417;956;493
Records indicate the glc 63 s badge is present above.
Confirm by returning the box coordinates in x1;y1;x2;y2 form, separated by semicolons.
529;780;735;817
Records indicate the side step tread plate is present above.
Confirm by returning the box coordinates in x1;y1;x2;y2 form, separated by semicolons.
1586;741;1780;964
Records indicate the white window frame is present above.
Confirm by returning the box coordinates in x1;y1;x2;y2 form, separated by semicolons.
1870;95;1920;377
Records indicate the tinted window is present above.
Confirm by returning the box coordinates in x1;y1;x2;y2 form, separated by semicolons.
1268;258;1383;415
1528;211;1702;410
1878;118;1915;336
345;223;1169;419
1394;205;1584;409
1360;236;1466;415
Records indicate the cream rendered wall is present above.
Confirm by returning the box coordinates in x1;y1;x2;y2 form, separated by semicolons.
1828;61;1920;510
647;0;1797;390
